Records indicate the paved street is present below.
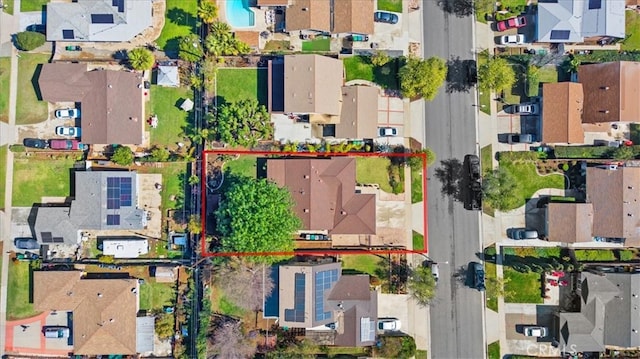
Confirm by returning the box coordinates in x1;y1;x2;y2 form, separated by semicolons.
422;1;485;358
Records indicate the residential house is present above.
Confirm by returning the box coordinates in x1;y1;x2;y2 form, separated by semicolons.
284;0;374;34
278;261;377;346
537;0;625;43
546;202;594;243
39;63;144;145
33;271;147;355
101;236;149;258
34;171;146;246
541;82;585;143
333;86;379;139
578;61;640;124
46;0;152;42
266;157;376;237
556;272;640;352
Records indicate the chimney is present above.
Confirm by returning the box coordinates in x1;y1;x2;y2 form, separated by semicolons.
600;86;610;90
599;110;610;114
303;209;309;213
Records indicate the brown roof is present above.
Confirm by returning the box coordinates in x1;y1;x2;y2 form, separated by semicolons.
266;157;376;234
234;31;259;47
542;82;585;143
336;86;379;139
547;202;594;243
333;0;374;34
587;167;640;244
578;61;640;123
285;0;330;32
33;271;138;355
283;55;344;115
257;0;289;6
327;275;377;347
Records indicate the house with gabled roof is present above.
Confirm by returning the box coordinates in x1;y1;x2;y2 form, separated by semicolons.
541;82;585;144
284;0;374;34
546;202;594;243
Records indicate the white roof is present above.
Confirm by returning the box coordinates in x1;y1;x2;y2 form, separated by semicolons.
103;239;148;258
157;66;179;87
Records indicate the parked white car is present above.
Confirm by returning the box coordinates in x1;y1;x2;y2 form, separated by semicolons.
55;108;80;119
379;127;398;137
524;326;548;337
378;318;402;331
56;126;82;137
500;34;525;45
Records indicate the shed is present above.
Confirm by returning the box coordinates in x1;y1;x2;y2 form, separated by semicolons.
136;316;155;353
154;266;177;283
102;238;149;258
180;98;194;112
157;65;179;87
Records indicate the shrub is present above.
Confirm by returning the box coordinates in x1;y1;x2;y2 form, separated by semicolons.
376;336;416;359
111;146;134;166
14;31;46;51
502;247;516;256
526;65;540;97
562;163;569;171
555;145;617;159
497;151;539;163
484;246;497;257
9;145;25;152
619;250;636;261
574;249;616;262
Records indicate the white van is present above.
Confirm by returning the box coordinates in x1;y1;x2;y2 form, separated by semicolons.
44;327;70;338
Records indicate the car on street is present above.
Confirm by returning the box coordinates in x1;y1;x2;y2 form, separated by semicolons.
15;238;39;250
524;326;548;337
506;133;535;144
43;326;70;338
379;127;398;137
507;228;539;240
430;262;440;282
499;34;525;45
56;126;82;137
374;11;399;24
464;154;482;211
49;139;88;150
469;262;485;291
513;103;539;115
496;16;527;32
55;108;80;119
378;318;401;331
465;154;481;182
23;138;49;149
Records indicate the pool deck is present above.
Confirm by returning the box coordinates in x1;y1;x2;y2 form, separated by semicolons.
218;0;271;32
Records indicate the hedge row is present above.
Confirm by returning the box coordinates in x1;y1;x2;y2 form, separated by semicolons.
497;151;539;162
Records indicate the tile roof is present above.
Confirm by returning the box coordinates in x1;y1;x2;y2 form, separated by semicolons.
285;0;331;32
547;202;593;242
283;55;344;116
333;0;374;34
336;86;379;139
541;82;585;143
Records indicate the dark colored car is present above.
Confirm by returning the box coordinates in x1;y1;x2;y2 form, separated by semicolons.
466;60;477;84
506;133;535;144
49;139;88;150
465;154;481;182
26;24;46;34
469;262;485;291
15;238;39;250
23;138;49;149
496;16;527;32
507;227;539;240
464;154;482;211
374;11;399;24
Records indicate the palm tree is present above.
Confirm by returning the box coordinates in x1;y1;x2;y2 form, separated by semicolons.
127;47;154;71
198;0;218;25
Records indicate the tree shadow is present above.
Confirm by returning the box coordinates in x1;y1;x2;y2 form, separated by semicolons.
438;0;475;18
433;158;463;201
446;56;475;93
167;8;199;32
31;63;45;101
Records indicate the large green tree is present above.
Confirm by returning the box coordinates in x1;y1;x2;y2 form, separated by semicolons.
197;0;218;25
215;176;300;262
398;56;448;100
128;47;155;71
14;31;46;51
478;56;516;93
482;167;519;211
111;146;134;166
178;34;204;62
210;99;272;148
407;266;437;306
205;22;250;57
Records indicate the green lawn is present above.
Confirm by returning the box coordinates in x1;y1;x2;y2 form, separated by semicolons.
341;255;381;276
537;66;559;83
503;267;543;304
147;85;192;148
155;0;199;53
16;53;49;125
411;167;423;203
139;281;175;311
485;262;498;312
7;261;39;320
12;157;75;207
301;38;331;52
377;0;402;12
574;249;616;262
225;155;258;178
215;295;246;317
500;160;564;209
137;162;186;211
0;57;10;122
416;350;428;359
480;145;493;174
21;0;47;12
476;54;491;115
412;231;424;251
355;157;394;193
623;11;640;51
488;341;500;359
343;55;400;90
0;145;6;209
215;68;268;105
2;0;14;14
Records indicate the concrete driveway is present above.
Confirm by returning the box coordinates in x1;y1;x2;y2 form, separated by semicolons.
377;293;409;334
5;311;73;356
504;304;561;357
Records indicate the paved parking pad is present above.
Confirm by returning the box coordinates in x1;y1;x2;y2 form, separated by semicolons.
6;311;73;356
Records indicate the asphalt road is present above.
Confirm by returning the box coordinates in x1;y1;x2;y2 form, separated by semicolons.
423;1;486;358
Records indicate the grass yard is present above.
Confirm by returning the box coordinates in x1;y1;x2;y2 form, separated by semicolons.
411;167;423;203
0;57;10;122
500;160;563;210
341;255;381;276
2;0;13;14
476;54;491;115
377;0;402;12
16;53;49;125
137;162;186;211
225;155;258;178
301;37;331;52
155;0;198;53
355;157;394;193
0;146;6;209
139;281;176;312
343;55;400;90
214;294;246;318
488;341;500;359
263;40;290;52
21;0;47;12
485;262;498;312
537;65;559;83
504;267;543;304
12;157;75;207
215;68;268;105
7;261;39;320
147;85;192;148
412;231;424;251
480;145;495;216
416;350;428;359
623;11;640;51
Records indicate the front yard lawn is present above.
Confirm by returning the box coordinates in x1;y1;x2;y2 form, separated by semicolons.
2;0;13;14
485;262;498;312
343;55;400;90
16;53;49;125
355;157;394;193
412;231;424;251
476;54;491;115
0;57;10;122
503;267;543;304
215;68;268;105
224;155;258;178
21;0;47;11
537;65;559;83
377;0;402;12
7;261;39;320
0;145;6;209
155;0;199;54
136;162;186;211
301;37;330;52
488;341;500;359
147;85;192;148
411;167;423;203
12;156;76;207
623;11;640;51
140;281;175;311
499;160;564;210
341;254;381;276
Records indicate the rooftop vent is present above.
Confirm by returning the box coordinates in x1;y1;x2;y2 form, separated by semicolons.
600;86;610;90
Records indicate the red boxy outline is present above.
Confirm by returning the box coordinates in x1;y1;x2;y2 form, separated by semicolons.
201;149;428;257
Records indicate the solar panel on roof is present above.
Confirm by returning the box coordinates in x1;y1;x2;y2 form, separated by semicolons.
91;14;114;24
284;273;306;322
588;0;601;9
62;29;74;40
550;30;571;40
314;269;339;322
107;214;120;226
112;0;125;12
106;176;133;209
42;232;53;243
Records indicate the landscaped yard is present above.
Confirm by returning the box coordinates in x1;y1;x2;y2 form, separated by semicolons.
537;65;559;84
139;281;175;311
215;68;268;105
355;157;394;193
155;0;198;53
412;231;424;251
2;0;13;14
301;37;331;52
503;267;543;304
623;11;640;51
480;145;494;216
485;262;498;312
21;0;46;12
499;160;564;210
16;53;49;125
377;0;402;12
147;85;192;148
488;341;500;359
0;57;10;122
411;167;423;203
343;55;400;90
341;255;381;276
0;145;6;209
7;261;39;320
263;40;291;52
476;54;491;115
225;155;258;178
136;162;186;211
12;156;76;207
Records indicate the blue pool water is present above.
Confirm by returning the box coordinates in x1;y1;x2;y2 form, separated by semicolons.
226;0;255;28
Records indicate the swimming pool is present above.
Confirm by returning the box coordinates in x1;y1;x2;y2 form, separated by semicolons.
226;0;255;28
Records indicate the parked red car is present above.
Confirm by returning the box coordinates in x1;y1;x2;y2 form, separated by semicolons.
49;139;88;150
496;16;527;32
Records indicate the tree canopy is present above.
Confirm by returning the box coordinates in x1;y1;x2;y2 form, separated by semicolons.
478;56;516;93
210;99;272;148
205;21;250;57
398;56;448;100
482;167;519;211
214;260;275;311
197;0;218;25
128;47;155;71
15;31;46;51
407;266;437;306
111;146;134;166
178;34;204;62
215;175;300;263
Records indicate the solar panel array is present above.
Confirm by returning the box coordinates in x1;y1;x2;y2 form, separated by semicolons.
314;269;339;322
360;318;376;342
106;214;120;226
550;30;571;40
41;232;64;243
91;14;114;24
62;29;74;40
106;177;132;210
284;273;306;322
112;0;125;12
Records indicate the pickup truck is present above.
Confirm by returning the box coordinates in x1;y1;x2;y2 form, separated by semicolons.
49;139;88;150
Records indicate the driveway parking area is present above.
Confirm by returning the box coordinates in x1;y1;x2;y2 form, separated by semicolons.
377;293;409;334
504;304;560;357
5;311;73;356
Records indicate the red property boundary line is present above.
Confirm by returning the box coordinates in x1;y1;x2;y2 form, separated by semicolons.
200;149;428;257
